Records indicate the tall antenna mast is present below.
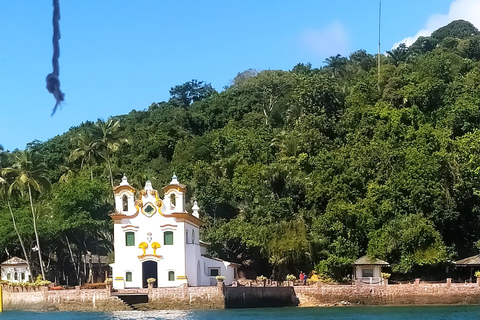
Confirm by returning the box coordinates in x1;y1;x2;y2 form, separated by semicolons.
378;1;382;90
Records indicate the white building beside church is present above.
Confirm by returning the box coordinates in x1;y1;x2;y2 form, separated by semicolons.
0;257;31;283
110;175;239;289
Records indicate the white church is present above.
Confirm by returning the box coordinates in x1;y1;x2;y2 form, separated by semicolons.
110;175;239;289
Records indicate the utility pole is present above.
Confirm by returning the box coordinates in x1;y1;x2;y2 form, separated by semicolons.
378;1;382;91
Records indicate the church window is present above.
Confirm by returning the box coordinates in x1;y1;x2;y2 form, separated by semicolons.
192;230;195;244
209;268;219;277
170;193;176;207
7;273;11;280
126;272;132;282
122;195;128;212
14;272;18;280
164;231;173;245
168;271;175;281
186;230;189;244
144;204;156;216
21;273;25;281
126;232;135;246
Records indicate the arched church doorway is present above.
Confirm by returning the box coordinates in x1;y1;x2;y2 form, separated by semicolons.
142;261;158;288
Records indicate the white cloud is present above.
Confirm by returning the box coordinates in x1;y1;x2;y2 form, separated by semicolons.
394;0;480;48
299;21;349;58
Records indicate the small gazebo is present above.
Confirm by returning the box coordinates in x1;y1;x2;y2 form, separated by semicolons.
352;255;389;284
0;257;31;283
454;254;480;282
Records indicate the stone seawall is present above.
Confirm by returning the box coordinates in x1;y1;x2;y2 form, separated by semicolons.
294;282;480;306
2;288;131;311
2;281;479;311
139;284;224;310
224;286;298;308
1;283;224;311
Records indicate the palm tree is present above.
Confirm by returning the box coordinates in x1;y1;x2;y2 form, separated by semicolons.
324;54;347;78
0;144;6;167
92;119;128;190
0;170;31;273
271;131;303;160
58;160;79;183
386;43;410;67
3;150;50;279
69;131;104;181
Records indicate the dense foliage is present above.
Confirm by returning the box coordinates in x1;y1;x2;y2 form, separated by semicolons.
1;20;479;283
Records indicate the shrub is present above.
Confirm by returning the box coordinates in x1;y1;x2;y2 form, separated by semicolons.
381;273;391;279
104;278;113;284
215;276;226;281
81;283;107;289
474;271;480;278
147;278;156;284
286;274;296;281
318;274;336;284
256;275;267;281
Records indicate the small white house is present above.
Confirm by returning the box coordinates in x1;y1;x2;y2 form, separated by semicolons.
110;175;239;289
352;255;389;284
0;257;31;283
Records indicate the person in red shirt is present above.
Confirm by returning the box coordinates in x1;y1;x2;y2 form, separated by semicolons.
299;271;304;284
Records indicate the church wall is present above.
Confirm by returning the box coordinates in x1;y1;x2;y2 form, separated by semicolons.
200;258;237;286
156;221;187;287
184;223;201;286
112;221;142;288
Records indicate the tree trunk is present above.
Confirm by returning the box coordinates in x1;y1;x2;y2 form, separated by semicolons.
106;156;115;199
263;108;269;124
28;185;45;280
65;235;79;283
7;200;31;274
107;159;114;190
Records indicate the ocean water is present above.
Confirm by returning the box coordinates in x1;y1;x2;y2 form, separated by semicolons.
0;306;479;320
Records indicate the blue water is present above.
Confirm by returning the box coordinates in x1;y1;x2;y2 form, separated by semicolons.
0;306;479;319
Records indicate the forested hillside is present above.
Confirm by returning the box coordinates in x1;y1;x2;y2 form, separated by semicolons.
1;20;479;283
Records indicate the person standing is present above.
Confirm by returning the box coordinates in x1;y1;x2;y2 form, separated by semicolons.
299;271;304;285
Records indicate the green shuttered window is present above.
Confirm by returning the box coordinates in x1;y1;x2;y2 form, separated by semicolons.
168;271;175;281
125;232;135;246
164;231;173;245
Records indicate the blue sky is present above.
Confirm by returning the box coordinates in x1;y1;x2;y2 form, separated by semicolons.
1;0;478;150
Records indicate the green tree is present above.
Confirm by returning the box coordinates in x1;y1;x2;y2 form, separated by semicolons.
239;70;296;124
231;69;259;86
169;80;217;108
0;170;31;273
324;54;347;78
349;50;376;72
69;131;104;180
2;150;50;279
431;20;479;42
92;118;128;190
51;176;113;284
386;43;410;67
368;214;447;273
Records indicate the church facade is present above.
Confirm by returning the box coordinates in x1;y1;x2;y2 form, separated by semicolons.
110;175;239;289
